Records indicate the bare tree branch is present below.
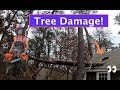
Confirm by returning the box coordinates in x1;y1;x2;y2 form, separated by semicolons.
45;64;54;80
60;66;70;80
0;10;18;42
32;64;45;80
67;66;70;80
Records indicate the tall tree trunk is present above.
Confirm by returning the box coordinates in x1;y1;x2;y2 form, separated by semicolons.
66;27;70;61
84;27;93;58
59;46;62;60
55;31;58;60
47;41;51;60
74;27;85;80
68;27;70;35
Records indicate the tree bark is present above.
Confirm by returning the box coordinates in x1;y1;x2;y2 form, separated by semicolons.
47;41;51;59
84;27;93;58
74;27;85;80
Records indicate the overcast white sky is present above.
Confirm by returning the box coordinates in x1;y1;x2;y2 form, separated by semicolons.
65;10;120;46
97;10;120;46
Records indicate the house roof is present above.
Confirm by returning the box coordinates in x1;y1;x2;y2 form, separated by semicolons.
88;48;120;69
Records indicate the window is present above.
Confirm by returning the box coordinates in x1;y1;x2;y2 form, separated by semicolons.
96;72;110;80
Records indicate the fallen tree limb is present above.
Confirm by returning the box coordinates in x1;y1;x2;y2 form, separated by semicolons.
29;56;77;66
29;56;104;67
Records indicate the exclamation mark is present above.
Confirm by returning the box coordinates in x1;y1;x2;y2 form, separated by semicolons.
101;17;103;25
